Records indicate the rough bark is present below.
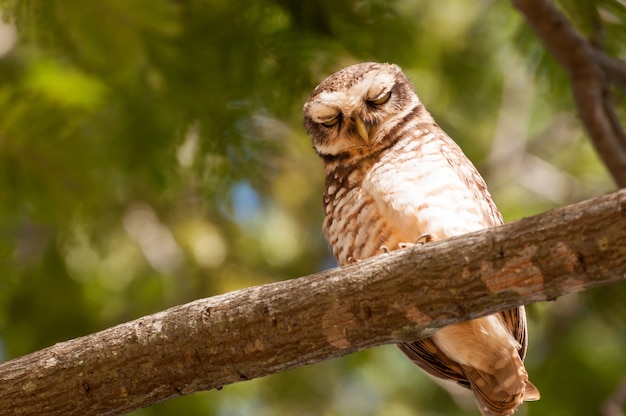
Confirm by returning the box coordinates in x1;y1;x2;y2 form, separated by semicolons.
0;190;625;416
511;0;626;187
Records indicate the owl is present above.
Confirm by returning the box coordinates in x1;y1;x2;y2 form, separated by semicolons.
303;62;540;416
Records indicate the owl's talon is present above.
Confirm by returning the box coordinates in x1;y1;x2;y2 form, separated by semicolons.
347;256;356;263
398;234;434;249
380;245;390;253
416;233;434;244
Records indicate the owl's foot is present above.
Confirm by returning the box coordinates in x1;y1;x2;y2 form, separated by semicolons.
398;234;434;249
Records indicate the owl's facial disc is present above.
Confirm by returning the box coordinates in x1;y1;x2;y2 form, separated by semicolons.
306;99;375;151
306;75;395;146
304;62;419;160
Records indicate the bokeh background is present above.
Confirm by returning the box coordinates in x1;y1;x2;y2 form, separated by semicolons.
1;1;625;415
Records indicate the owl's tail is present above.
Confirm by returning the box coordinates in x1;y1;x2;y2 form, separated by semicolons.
462;353;540;416
399;315;540;415
430;317;540;416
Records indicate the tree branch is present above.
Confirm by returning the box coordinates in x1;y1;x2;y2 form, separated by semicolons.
1;189;626;416
595;51;626;93
511;0;626;187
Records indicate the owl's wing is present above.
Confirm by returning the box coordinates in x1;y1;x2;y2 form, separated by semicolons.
364;130;529;388
398;339;470;388
437;131;503;229
438;132;529;361
500;305;529;361
398;306;528;392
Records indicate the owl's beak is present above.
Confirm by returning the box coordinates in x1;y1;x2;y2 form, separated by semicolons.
353;115;370;144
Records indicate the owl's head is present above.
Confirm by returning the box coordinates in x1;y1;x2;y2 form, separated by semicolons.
303;62;423;162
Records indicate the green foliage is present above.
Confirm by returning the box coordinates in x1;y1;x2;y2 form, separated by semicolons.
0;0;624;415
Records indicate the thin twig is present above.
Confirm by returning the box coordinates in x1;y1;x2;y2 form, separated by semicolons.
595;50;626;93
511;0;626;187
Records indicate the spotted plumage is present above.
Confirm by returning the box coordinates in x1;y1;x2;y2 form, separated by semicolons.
303;62;539;416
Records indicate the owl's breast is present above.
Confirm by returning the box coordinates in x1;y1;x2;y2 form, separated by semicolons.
323;164;406;266
322;133;499;266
